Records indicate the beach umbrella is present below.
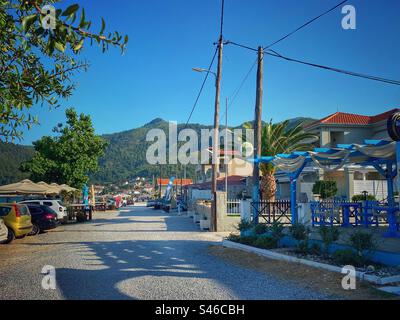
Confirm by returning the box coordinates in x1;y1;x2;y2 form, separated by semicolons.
0;179;48;195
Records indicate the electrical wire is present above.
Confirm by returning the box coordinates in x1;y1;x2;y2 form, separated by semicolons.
265;49;400;86
264;0;348;49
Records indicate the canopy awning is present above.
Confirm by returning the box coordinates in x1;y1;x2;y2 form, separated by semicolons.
0;180;78;195
0;179;48;195
254;139;395;173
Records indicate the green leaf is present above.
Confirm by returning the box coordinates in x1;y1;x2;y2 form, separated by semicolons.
74;39;84;52
100;18;106;35
22;14;38;32
78;8;86;29
62;4;80;17
54;41;66;53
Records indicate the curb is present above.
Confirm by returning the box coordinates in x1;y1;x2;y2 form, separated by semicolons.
222;240;400;285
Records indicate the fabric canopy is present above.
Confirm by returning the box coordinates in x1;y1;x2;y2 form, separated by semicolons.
354;142;395;159
0;180;77;195
0;179;48;195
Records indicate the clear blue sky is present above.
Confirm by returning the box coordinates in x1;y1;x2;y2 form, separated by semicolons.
21;0;400;144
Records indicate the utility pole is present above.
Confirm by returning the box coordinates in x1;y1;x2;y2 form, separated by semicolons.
210;0;225;233
211;35;223;232
252;46;264;224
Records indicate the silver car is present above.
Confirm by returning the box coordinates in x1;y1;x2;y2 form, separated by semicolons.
0;219;7;243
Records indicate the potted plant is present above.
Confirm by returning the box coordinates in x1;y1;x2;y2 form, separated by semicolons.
199;216;210;230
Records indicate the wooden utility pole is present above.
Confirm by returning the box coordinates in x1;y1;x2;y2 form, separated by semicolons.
211;35;223;232
252;46;264;224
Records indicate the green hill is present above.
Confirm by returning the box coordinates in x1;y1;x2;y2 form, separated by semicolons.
0;117;316;185
0;142;34;185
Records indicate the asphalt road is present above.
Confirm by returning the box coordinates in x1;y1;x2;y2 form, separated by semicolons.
0;205;332;300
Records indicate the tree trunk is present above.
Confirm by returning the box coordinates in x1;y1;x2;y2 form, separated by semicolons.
261;171;277;202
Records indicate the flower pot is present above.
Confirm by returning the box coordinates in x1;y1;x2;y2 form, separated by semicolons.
200;219;210;230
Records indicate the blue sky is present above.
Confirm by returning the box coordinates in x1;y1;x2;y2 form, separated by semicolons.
21;0;400;144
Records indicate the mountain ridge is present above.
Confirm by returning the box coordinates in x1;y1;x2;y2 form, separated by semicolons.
0;117;316;185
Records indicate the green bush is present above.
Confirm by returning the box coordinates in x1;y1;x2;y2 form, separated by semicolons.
349;231;376;257
312;180;337;199
253;223;269;235
352;194;377;202
333;249;366;267
238;235;258;246
319;226;340;255
289;223;309;241
236;219;253;232
309;243;322;255
253;235;278;250
270;221;284;242
226;233;240;242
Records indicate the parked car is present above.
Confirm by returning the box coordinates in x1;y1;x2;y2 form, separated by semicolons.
19;199;67;222
0;219;7;243
0;204;33;244
25;204;58;236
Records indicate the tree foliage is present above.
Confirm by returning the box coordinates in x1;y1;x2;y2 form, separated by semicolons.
245;119;318;200
0;0;128;141
21;108;108;188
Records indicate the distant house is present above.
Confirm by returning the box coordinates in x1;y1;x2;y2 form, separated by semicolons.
195;149;253;184
275;108;398;202
156;178;193;197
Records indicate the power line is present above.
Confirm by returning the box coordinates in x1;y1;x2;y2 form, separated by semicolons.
264;0;348;49
221;57;258;120
265;49;400;86
184;47;218;128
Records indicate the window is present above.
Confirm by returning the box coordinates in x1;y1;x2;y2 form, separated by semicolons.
24;201;40;205
43;202;53;207
18;205;30;216
29;207;43;215
0;206;11;217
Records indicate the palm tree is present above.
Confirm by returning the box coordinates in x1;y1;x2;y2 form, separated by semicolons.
258;120;317;201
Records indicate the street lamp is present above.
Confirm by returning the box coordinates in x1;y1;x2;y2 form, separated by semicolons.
192;68;217;85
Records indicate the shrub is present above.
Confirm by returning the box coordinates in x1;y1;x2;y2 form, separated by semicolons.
238;235;258;246
352;194;377;202
309;243;322;256
319;226;340;255
289;223;309;241
226;233;240;242
236;219;253;232
312;180;337;199
333;249;366;267
269;221;284;242
253;235;278;250
349;231;376;258
253;223;269;235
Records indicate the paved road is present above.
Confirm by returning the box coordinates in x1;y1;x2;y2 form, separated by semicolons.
0;205;331;300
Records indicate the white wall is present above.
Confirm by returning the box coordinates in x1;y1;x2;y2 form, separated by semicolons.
353;180;388;200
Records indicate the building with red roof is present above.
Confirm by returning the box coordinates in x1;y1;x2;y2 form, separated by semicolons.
305;108;398;147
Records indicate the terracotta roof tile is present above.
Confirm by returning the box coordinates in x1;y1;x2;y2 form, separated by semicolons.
306;108;399;127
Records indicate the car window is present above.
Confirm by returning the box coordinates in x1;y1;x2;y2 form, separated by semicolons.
28;207;42;214
0;206;11;217
18;205;30;216
43;202;53;207
24;201;40;205
43;206;57;215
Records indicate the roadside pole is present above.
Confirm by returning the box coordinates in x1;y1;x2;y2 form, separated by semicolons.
211;35;223;232
252;46;264;224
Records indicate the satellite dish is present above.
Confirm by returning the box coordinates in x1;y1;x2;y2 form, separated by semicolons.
241;142;254;158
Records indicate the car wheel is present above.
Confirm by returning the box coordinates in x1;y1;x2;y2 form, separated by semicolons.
3;227;15;244
28;224;40;236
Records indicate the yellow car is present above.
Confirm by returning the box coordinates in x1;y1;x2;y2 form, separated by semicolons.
0;204;33;244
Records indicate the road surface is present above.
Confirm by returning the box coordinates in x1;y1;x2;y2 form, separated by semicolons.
0;205;334;300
